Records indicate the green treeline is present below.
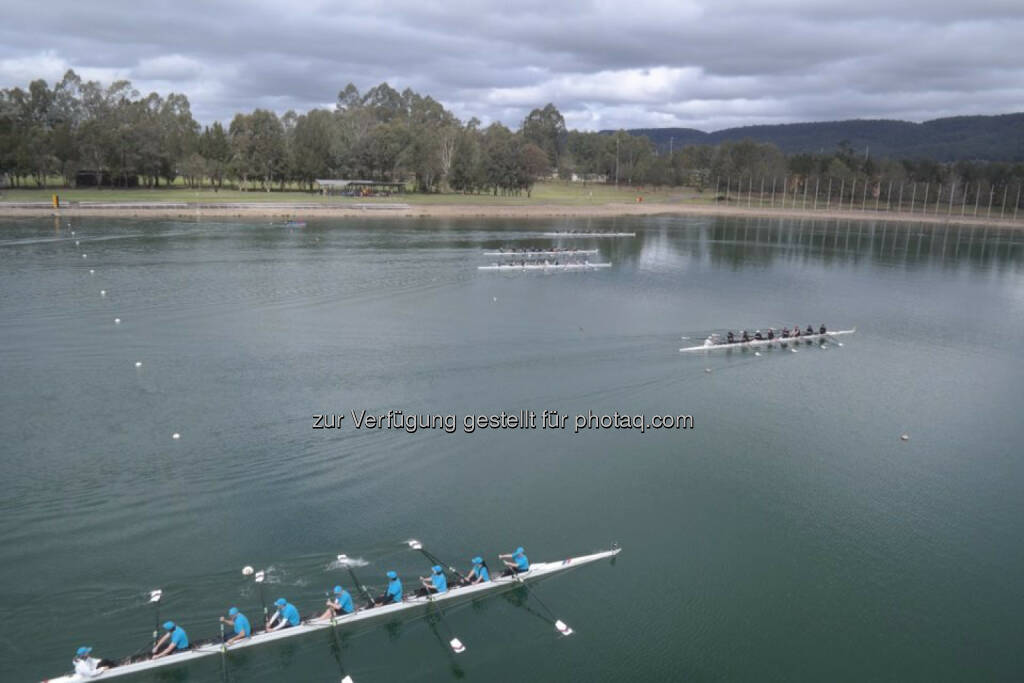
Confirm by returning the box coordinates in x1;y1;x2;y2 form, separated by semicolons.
2;70;1023;196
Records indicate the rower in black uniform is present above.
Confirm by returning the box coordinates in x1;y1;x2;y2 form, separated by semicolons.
767;328;775;340
819;324;826;335
754;330;763;340
805;325;814;335
781;327;790;338
726;331;735;343
742;330;751;342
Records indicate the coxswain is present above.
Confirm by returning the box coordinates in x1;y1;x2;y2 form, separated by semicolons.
418;565;448;596
754;330;763;340
463;556;491;584
499;546;530;576
767;328;775;340
726;331;735;343
372;571;403;607
819;324;826;334
219;607;251;644
152;621;188;659
267;598;300;631
319;585;355;620
73;646;115;677
805;325;814;335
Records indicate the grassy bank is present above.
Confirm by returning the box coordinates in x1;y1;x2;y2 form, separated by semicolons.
0;181;695;205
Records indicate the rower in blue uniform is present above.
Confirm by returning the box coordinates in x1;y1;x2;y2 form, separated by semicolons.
499;547;530;575
73;646;115;677
219;607;251;644
152;621;188;659
418;565;448;596
371;571;403;607
464;556;491;584
267;598;300;631
319;585;355;619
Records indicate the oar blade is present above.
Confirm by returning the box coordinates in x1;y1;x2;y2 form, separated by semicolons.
449;637;466;653
341;676;355;683
555;619;574;636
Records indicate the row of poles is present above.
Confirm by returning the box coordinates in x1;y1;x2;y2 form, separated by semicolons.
713;175;1024;221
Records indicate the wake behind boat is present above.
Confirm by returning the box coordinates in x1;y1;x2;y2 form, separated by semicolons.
478;261;611;271
43;545;620;682
680;327;855;352
542;231;635;237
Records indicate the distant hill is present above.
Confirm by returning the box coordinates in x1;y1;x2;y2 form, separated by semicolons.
619;113;1024;161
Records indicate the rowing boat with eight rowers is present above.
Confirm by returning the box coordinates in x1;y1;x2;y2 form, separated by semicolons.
680;326;855;352
478;262;611;271
483;249;599;257
43;544;620;682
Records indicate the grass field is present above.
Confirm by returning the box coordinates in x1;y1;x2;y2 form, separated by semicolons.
0;182;702;205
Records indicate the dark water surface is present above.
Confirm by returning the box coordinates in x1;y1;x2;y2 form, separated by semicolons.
2;215;1023;682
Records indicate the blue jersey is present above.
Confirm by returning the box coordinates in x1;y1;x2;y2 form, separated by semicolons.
432;572;448;593
233;613;251;637
474;563;490;582
170;626;189;650
281;603;300;626
514;552;529;571
386;578;403;603
336;590;354;613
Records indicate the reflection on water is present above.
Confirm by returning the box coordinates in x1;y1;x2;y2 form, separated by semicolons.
1;215;1023;682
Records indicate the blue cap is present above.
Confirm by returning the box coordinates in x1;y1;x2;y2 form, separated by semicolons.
228;607;239;616
515;547;524;554
333;585;343;594
386;570;397;579
76;646;92;657
432;565;443;573
274;598;286;607
163;621;175;630
472;556;482;564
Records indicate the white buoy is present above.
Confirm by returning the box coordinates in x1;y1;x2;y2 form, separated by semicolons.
89;269;95;274
114;317;121;324
134;361;142;368
172;432;180;440
900;434;909;441
100;290;106;296
82;254;87;258
705;368;712;373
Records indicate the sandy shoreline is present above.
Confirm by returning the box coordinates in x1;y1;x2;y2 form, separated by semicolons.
1;201;1021;229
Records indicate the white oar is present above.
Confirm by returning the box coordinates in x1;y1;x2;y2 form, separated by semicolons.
243;566;268;627
407;540;465;653
509;569;573;636
149;589;163;649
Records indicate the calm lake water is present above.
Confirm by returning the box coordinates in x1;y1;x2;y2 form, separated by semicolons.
1;214;1023;682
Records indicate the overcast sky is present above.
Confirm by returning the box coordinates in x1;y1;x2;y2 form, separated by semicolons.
1;0;1022;131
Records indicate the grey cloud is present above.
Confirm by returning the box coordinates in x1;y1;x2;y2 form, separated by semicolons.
1;0;1021;131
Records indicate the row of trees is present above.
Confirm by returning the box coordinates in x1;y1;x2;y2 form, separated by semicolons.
3;71;1024;195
